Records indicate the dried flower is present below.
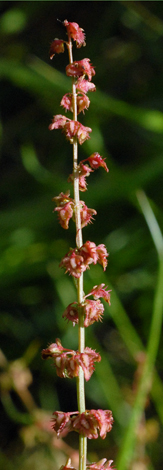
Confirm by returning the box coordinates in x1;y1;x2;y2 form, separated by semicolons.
87;153;109;172
63;299;104;327
92;409;113;439
78;347;101;381
53;191;74;229
64;20;86;48
61;92;90;114
72;409;113;439
49;115;92;145
80;202;97;228
62;302;79;326
60;242;108;278
42;340;100;381
52;409;113;439
76;78;96;93
76;122;92;145
60;93;73;112
85;284;111;304
96;244;109;271
83;299;104;327
52;411;73;438
77;93;90;114
49;114;68;130
80;241;98;266
68;162;93;191
66;59;95;81
59;248;87;278
54;201;74;229
64;120;79;143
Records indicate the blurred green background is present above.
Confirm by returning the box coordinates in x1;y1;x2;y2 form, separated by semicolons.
1;1;163;469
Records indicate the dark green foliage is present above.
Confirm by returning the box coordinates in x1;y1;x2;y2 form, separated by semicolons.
0;2;163;470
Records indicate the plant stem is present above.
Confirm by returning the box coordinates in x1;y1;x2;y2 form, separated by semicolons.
67;36;87;470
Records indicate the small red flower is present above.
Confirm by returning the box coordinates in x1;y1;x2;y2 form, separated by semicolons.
77;122;92;145
60;248;86;278
83;299;104;327
65;121;92;145
42;339;63;359
49;116;92;145
76;78;96;93
80;202;97;228
49;39;65;59
52;409;113;439
85;284;111;305
77;93;90;114
72;411;98;439
63;299;104;327
60;93;73;112
81;153;109;172
54;201;74;229
42;340;79;379
64;20;86;48
49;114;68;130
78;162;93;191
72;409;113;439
68;162;93;191
52;411;73;438
80;241;98;266
53;190;72;206
61;92;90;114
78;347;101;381
78;176;88;192
87;153;109;172
79;162;94;177
66;59;95;81
60;242;108;278
92;409;113;439
96;244;109;271
62;302;80;326
42;340;101;381
53;191;74;229
64;120;79;142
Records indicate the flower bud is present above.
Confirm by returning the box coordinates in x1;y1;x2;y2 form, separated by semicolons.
49;39;65;59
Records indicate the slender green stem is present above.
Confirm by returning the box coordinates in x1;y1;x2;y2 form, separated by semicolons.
67;36;87;470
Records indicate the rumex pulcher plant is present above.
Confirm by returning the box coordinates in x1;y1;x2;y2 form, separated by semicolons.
42;20;116;470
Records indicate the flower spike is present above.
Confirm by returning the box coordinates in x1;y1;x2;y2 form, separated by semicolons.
47;18;114;470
